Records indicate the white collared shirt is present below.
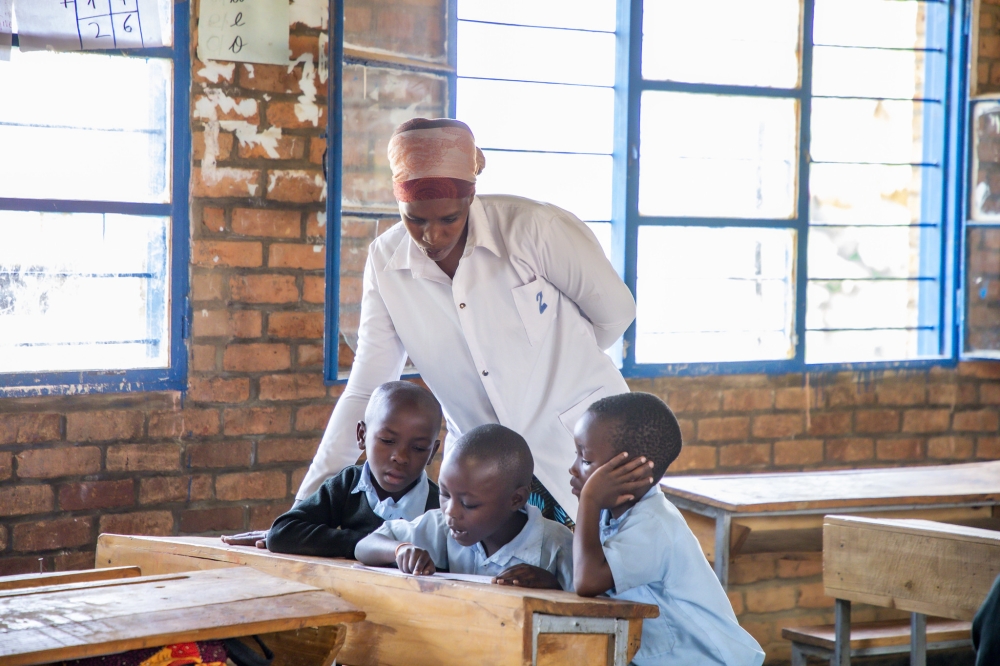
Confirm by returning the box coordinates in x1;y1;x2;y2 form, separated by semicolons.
351;461;430;522
372;505;574;591
599;488;765;666
298;195;635;515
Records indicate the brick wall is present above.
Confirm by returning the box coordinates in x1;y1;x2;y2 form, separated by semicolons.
980;0;1000;94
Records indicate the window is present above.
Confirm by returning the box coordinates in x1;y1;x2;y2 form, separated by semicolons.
0;2;189;395
455;0;968;375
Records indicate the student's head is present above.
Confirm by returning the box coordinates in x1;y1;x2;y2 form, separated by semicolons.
357;381;443;496
437;424;533;547
569;392;682;499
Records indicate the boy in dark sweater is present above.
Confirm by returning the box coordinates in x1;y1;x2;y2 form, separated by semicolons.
264;381;443;558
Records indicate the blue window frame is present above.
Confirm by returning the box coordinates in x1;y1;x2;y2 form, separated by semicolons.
0;2;191;396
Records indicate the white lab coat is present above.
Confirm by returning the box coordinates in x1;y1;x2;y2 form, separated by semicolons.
297;195;635;515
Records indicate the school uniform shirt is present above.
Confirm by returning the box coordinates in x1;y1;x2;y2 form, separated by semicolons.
297;195;635;516
267;464;440;559
600;488;765;666
372;505;575;591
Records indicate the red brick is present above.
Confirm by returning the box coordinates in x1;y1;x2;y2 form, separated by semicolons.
232;208;302;238
259;373;327;401
250;502;292;530
13;517;94;552
224;407;293;436
269;243;326;269
952;409;1000;432
777;554;823;578
239;63;303;94
774;439;824;466
192;345;217;371
229;274;299;303
340;242;368;273
180;507;245;534
193;94;260;123
798;581;835;609
303;276;325;303
855;409;900;434
192;271;226;301
297;344;325;368
267;170;326;203
979;383;1000;404
824;385;876;408
875;383;926;406
902;409;952;433
730;554;777;584
186;441;252;468
929;383;977;406
875;438;924;461
0;413;61;444
266;103;328;129
59;479;135;511
669;445;716;472
15;446;101;479
721;389;773;412
668;390;721;414
978;436;1000;458
192;309;262;338
295;404;335;432
0;452;11;481
751;414;803;438
139;475;213;504
697;417;749;442
268;312;325;338
148;409;220;439
958;362;1000;379
223;343;292;372
201;206;226;234
237;134;307;160
53;551;95;572
775;387;807;410
187;376;251;403
340;275;363;305
216;471;288;501
745;585;797;613
719;443;771;468
0;485;55;516
309;137;326;165
826;438;874;462
192;240;263;268
291;466;309;494
106;444;181;472
256;438;320;463
727;591;744;615
193;132;234;162
806;412;851;436
99;511;174;536
66;410;144;442
928;436;975;459
342;217;375;239
306;212;327;239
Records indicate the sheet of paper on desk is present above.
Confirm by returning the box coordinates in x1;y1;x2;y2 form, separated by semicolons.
0;0;12;61
14;0;166;52
197;0;289;66
354;564;493;585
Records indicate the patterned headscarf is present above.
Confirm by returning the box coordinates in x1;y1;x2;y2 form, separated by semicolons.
388;118;487;202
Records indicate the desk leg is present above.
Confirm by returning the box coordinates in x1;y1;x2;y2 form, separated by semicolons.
714;511;731;590
909;612;926;666
833;599;851;666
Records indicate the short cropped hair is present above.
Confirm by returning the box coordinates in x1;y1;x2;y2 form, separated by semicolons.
447;423;533;489
365;381;442;431
586;392;682;480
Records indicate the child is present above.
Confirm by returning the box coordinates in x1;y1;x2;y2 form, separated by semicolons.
355;423;574;590
264;381;443;558
570;392;765;666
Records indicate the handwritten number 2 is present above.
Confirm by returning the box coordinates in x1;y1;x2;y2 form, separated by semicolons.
89;21;105;38
536;292;548;314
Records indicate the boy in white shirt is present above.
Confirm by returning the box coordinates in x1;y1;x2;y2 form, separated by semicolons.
570;392;765;666
356;423;574;590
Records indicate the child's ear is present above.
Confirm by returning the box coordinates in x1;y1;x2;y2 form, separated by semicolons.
356;421;367;451
510;484;530;511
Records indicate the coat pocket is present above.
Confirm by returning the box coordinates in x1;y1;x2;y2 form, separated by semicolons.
557;386;612;437
511;277;558;347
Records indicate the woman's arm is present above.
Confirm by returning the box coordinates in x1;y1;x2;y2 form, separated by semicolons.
295;257;408;501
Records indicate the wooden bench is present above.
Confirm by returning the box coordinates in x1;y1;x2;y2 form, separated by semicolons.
782;618;972;665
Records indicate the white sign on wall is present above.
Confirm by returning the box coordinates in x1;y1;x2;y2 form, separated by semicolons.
198;0;290;66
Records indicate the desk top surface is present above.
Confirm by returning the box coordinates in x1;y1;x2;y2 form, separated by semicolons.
0;566;364;666
659;460;1000;513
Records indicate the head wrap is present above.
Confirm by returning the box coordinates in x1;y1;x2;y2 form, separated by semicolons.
388;118;486;202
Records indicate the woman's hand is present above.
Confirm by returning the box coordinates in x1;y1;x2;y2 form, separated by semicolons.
493;564;561;589
221;531;268;548
396;545;436;575
580;452;654;511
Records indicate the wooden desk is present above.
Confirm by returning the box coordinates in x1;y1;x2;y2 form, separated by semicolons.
660;460;1000;587
96;534;659;666
823;515;1000;666
0;566;365;666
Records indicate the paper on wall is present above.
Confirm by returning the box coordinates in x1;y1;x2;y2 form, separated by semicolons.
0;0;12;61
198;0;290;66
14;0;165;52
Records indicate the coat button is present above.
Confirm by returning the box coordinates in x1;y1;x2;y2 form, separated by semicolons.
459;303;466;309
482;370;489;376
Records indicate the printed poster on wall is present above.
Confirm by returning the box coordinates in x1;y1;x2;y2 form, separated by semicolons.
14;0;167;52
198;0;290;66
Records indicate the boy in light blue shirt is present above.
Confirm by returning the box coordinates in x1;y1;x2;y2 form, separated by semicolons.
570;392;764;666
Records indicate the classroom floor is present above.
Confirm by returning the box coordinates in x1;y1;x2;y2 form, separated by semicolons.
833;649;975;666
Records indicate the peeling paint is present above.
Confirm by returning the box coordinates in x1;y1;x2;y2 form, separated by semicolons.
317;212;326;227
195;89;272;188
244;64;255;79
220;120;283;159
318;33;329;84
197;61;235;83
290;0;328;30
288;53;321;127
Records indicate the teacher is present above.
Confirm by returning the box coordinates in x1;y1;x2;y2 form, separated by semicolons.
298;118;635;521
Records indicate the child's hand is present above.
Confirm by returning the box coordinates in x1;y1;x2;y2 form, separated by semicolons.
221;531;268;549
395;544;436;575
492;563;561;589
580;452;655;511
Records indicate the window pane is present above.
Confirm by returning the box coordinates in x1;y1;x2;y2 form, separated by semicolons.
971;101;1000;222
811;99;941;165
808;226;928;280
642;0;801;88
0;49;172;203
475;151;612;221
806;279;923;330
635;227;796;363
586;222;612;260
810;164;939;225
639;92;798;218
457;22;615;86
458;0;615;31
806;329;918;364
0;212;170;373
813;0;945;50
965;227;1000;355
813;48;944;99
458;79;613;153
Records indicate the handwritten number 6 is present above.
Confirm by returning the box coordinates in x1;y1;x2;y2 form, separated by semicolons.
123;14;133;33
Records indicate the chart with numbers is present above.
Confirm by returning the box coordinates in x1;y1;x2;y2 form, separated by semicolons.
72;0;147;49
14;0;165;52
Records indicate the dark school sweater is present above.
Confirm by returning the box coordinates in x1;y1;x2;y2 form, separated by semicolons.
266;464;440;559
